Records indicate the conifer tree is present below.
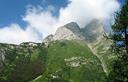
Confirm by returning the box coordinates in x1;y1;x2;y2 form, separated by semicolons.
108;0;128;82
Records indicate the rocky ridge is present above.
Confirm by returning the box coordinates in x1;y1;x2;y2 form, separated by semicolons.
43;22;84;44
43;19;104;46
43;19;112;74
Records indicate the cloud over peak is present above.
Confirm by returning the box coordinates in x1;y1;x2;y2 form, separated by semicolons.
0;0;120;44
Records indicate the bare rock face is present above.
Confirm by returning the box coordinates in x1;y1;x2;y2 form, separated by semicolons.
43;19;104;45
43;22;84;44
43;34;54;43
53;22;84;41
81;19;104;43
43;34;54;47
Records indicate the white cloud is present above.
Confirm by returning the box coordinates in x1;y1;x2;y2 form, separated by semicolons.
23;5;58;38
0;0;120;44
0;24;41;44
58;0;120;27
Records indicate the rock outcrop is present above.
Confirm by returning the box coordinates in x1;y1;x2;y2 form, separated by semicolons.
53;22;84;41
43;19;112;74
43;19;104;45
81;19;104;43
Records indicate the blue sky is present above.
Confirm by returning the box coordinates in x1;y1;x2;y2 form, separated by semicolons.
0;0;69;28
119;0;125;5
0;0;124;28
0;0;123;44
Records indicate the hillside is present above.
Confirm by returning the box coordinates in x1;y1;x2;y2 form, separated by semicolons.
0;20;113;82
32;40;106;82
0;40;107;82
43;19;114;74
0;42;47;82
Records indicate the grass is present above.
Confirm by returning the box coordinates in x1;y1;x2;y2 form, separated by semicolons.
0;40;107;82
33;40;106;82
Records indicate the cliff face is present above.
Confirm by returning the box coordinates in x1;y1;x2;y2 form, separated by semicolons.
43;22;84;43
81;19;104;43
53;22;84;41
43;19;104;44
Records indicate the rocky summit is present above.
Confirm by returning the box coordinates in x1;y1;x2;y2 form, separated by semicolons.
43;19;104;45
0;19;114;82
43;22;84;43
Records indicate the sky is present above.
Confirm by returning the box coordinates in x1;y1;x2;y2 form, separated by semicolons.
0;0;124;44
0;0;69;28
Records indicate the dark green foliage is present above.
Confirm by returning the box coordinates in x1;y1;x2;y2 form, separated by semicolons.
0;43;47;82
108;0;128;82
8;60;43;82
108;54;128;82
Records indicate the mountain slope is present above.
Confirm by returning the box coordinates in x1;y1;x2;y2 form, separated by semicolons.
43;19;113;74
32;40;106;82
0;42;47;82
82;19;114;74
0;19;113;82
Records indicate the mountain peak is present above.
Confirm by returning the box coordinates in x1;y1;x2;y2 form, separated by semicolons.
64;22;79;27
53;21;83;41
43;22;83;43
81;19;104;43
43;19;104;44
63;22;80;31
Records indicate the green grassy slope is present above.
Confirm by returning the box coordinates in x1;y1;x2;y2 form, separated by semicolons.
0;40;107;82
32;40;106;82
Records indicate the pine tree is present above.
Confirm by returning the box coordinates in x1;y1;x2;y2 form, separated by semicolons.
108;0;128;82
